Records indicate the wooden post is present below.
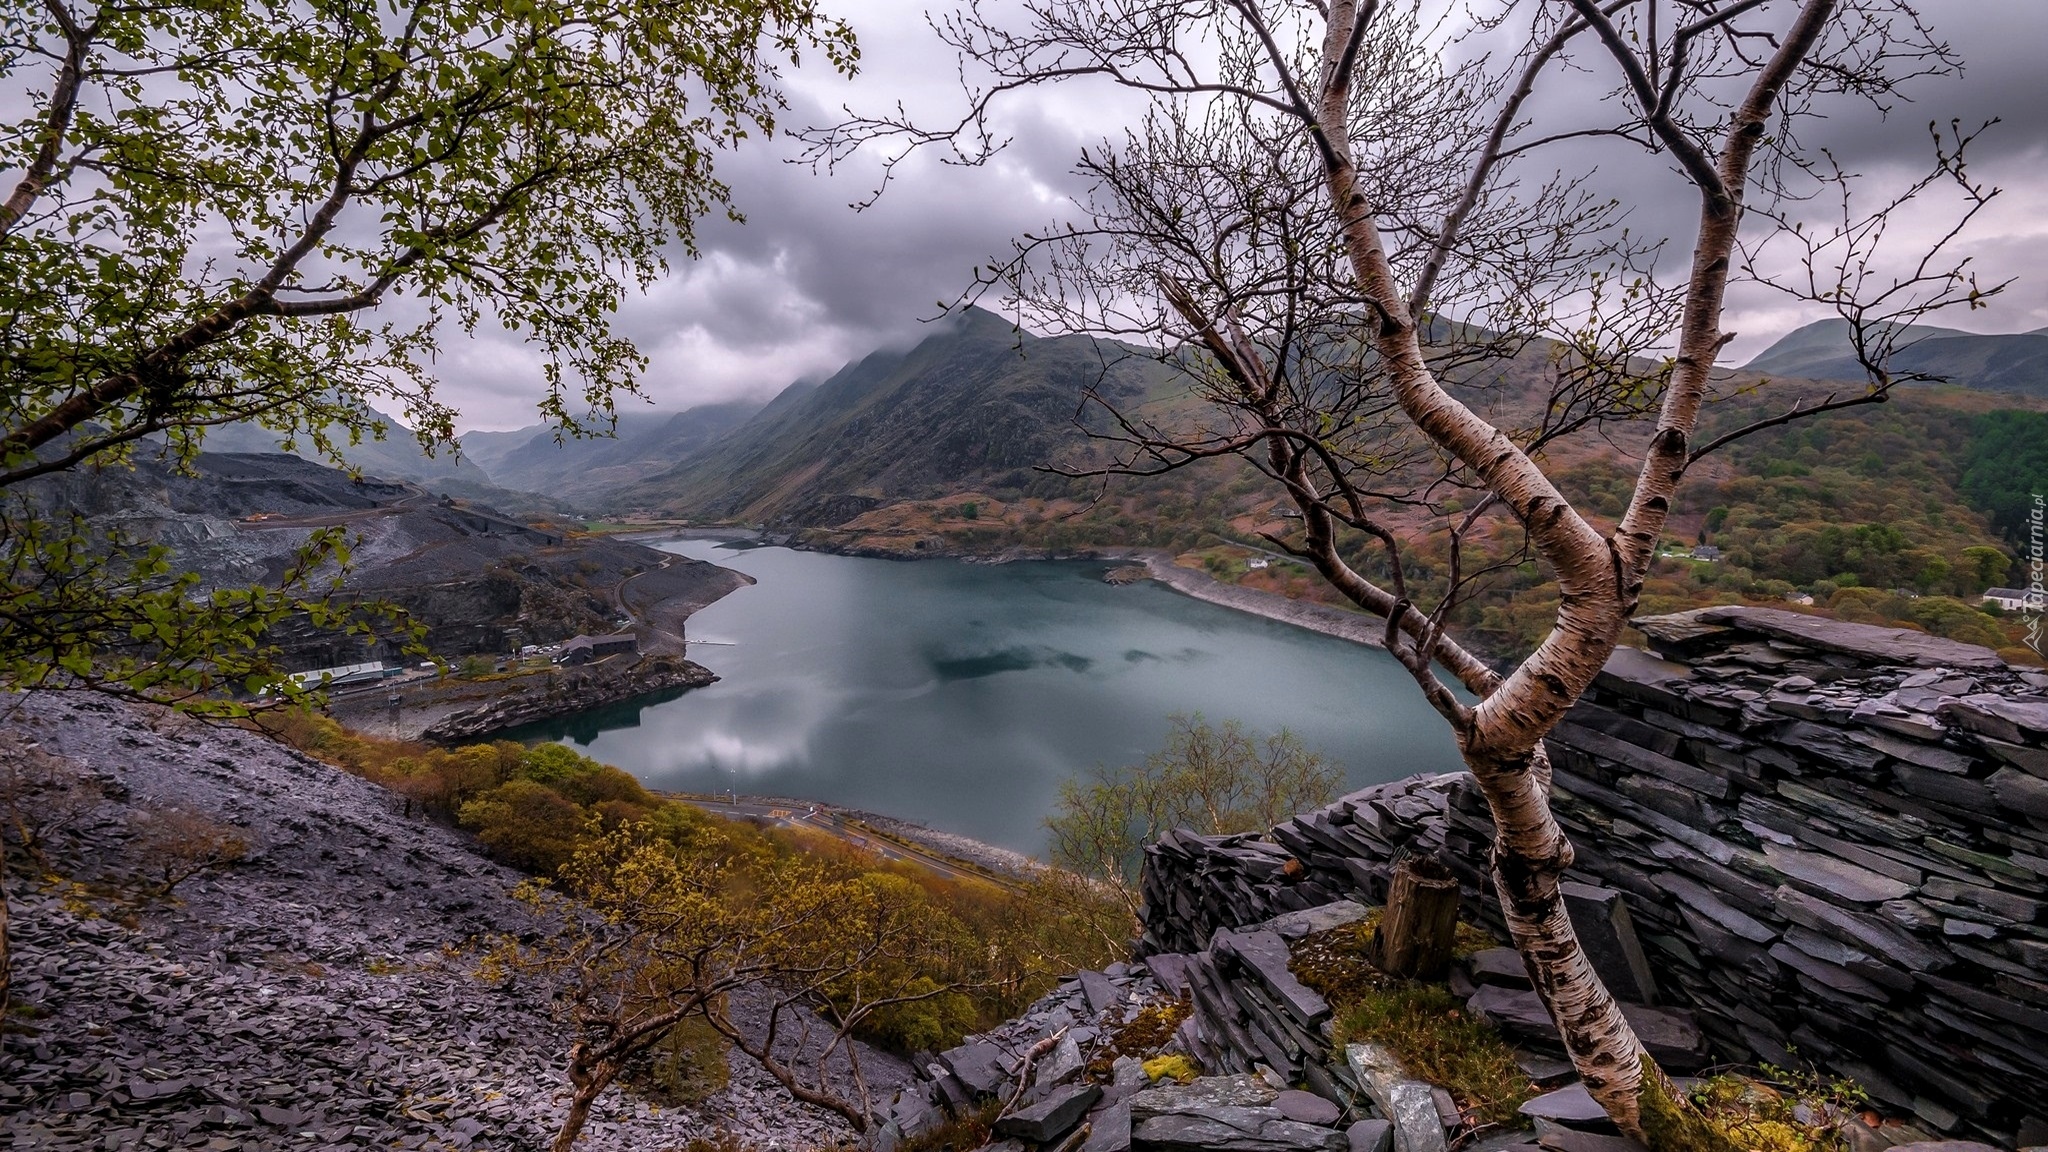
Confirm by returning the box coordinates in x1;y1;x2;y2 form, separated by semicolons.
1371;855;1461;980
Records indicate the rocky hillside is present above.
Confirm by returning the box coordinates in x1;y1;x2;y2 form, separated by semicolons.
459;401;762;508
27;448;746;669
0;691;897;1150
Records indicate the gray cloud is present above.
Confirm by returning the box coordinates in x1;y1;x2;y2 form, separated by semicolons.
444;0;2048;430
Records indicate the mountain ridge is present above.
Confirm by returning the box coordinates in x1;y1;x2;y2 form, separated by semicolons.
1744;318;2048;397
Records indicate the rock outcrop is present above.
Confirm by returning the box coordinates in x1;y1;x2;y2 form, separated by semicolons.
1138;608;2048;1148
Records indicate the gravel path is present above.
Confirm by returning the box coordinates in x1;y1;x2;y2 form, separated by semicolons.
0;693;890;1151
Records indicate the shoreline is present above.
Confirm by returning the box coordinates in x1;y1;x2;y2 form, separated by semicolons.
1105;548;1389;650
643;528;1392;652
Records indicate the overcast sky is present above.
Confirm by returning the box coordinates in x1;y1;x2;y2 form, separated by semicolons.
443;0;2048;432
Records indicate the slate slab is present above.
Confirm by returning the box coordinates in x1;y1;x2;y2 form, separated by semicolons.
1079;970;1121;1017
941;1041;1009;1097
1274;1090;1342;1127
1084;1100;1134;1152
1345;1044;1447;1152
1561;883;1658;1004
1519;1084;1610;1128
1132;1110;1348;1152
1466;948;1533;989
1130;1075;1280;1120
997;1083;1102;1144
1347;1120;1393;1152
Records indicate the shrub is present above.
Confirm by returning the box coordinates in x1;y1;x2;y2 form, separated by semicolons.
129;808;250;897
458;780;588;874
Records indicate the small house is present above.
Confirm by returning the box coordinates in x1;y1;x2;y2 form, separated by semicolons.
1691;544;1722;561
1984;587;2038;612
555;633;639;666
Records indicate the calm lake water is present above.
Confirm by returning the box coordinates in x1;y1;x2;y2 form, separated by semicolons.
517;539;1464;855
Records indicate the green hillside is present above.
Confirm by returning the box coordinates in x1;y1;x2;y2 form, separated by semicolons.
620;307;1193;524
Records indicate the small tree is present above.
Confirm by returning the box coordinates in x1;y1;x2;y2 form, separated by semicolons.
811;0;1996;1138
1047;713;1341;915
499;824;985;1151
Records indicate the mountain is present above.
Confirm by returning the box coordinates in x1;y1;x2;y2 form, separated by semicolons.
458;402;761;503
617;307;1186;524
198;406;493;486
1744;319;2048;397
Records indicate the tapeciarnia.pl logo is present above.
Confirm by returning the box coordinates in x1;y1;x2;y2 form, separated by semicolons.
2029;493;2044;658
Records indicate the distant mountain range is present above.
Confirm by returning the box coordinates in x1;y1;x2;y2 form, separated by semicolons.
199;410;490;486
1744;319;2048;397
458;307;1185;523
458;402;761;504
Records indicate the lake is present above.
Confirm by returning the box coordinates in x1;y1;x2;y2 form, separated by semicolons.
517;539;1466;855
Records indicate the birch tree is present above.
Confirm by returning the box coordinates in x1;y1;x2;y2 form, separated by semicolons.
806;0;1998;1139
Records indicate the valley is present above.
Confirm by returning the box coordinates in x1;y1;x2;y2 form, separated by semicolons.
454;309;2046;668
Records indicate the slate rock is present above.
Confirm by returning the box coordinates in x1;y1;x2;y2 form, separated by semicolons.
1131;1075;1280;1120
1255;900;1373;940
1036;1033;1085;1091
1467;948;1534;989
941;1041;1009;1097
1274;1090;1342;1127
1518;1085;1610;1128
1346;1044;1447;1152
1080;970;1121;1016
1466;987;1708;1072
1084;1100;1134;1152
1132;1110;1347;1152
1216;929;1331;1025
997;1083;1102;1144
1347;1120;1393;1152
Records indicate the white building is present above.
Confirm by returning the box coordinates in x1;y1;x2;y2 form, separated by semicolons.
1983;587;2038;612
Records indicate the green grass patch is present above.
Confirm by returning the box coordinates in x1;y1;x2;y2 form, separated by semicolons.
1292;920;1534;1130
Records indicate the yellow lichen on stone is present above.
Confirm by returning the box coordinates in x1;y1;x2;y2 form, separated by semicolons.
1142;1054;1199;1083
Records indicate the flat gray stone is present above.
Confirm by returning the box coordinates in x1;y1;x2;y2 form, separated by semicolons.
1131;1075;1280;1120
1084;1100;1133;1152
1763;844;1913;906
1035;1033;1084;1090
1132;1111;1347;1152
1347;1120;1393;1152
1688;606;2006;669
1254;900;1373;940
1215;929;1331;1025
1274;1090;1341;1127
1079;969;1121;1016
1346;1044;1447;1152
997;1083;1101;1143
941;1040;1008;1097
1518;1084;1608;1127
1561;883;1658;1005
1466;948;1533;989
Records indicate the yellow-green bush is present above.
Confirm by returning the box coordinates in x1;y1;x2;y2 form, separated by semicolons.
458;779;588;874
259;712;1132;1055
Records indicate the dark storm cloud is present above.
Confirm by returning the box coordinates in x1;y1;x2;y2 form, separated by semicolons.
443;0;2048;430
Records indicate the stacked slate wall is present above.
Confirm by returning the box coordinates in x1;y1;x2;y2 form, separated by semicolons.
1137;606;2048;1147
